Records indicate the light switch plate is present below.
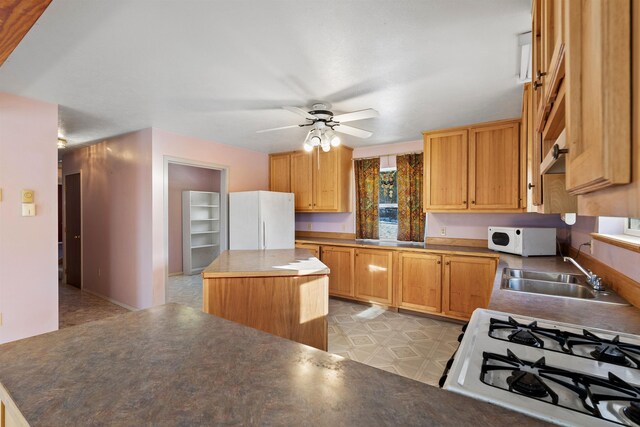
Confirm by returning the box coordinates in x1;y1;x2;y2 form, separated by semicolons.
22;203;36;216
21;189;34;203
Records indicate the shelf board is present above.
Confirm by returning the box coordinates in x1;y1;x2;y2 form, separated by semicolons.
191;231;219;235
191;218;219;221
191;244;219;249
191;204;219;207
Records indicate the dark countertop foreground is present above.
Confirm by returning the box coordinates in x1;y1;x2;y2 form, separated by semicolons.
0;304;545;426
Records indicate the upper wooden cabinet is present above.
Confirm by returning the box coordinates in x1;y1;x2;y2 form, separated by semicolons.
423;119;523;213
269;153;291;193
269;146;353;213
442;255;497;320
354;248;393;305
564;0;631;195
424;130;468;210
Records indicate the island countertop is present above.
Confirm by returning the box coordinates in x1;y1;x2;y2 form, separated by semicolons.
202;248;329;278
0;304;545;426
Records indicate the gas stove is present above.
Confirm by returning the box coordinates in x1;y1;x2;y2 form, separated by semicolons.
442;309;640;426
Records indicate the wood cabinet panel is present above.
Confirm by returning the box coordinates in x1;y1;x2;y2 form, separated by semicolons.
565;0;631;194
424;130;468;210
354;248;393;305
469;122;520;210
295;243;320;258
314;149;339;211
290;152;313;211
321;246;354;297
269;153;291;192
397;252;441;314
442;255;497;319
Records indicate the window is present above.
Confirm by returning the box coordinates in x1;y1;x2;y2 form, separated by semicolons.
624;218;640;237
379;167;397;240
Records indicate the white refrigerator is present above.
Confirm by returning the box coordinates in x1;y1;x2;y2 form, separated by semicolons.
229;191;295;250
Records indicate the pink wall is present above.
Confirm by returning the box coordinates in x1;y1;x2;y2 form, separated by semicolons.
62;129;153;309
168;164;220;274
151;128;269;305
0;93;58;344
570;216;640;283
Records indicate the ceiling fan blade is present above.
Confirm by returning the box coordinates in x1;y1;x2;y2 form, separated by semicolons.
333;124;373;139
283;106;316;121
331;108;379;123
256;124;301;134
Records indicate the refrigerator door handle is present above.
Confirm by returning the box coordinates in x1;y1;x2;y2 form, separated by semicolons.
262;221;266;249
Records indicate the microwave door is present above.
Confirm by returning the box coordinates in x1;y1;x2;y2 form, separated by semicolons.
491;231;515;253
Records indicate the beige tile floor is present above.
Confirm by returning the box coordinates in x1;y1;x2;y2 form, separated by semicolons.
328;298;463;386
166;274;203;309
59;284;129;329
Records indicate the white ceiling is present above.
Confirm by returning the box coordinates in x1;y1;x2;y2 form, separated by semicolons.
0;0;531;153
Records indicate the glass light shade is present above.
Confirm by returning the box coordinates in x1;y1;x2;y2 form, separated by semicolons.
330;134;341;147
309;135;322;146
321;143;330;152
303;142;313;152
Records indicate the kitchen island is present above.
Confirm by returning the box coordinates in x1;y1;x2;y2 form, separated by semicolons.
202;248;329;350
0;304;545;426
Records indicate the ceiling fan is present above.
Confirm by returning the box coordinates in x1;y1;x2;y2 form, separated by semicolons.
256;103;379;152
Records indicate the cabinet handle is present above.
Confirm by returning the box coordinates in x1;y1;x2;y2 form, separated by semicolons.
536;70;547;79
528;183;535;190
552;143;569;160
462;200;467;204
308;204;311;207
533;81;542;90
471;201;475;204
445;262;450;266
437;261;441;265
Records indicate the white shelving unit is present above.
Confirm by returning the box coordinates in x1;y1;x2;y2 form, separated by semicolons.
182;191;220;275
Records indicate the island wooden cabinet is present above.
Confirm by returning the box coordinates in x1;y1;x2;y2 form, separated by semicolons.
354;248;393;305
442;255;497;319
270;146;353;213
321;245;355;297
0;398;27;427
423;119;523;213
269;152;292;193
397;252;442;314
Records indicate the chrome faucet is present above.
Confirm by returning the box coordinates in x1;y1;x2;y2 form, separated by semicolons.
563;256;605;291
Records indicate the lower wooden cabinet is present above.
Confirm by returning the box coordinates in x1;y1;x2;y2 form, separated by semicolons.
442;255;497;319
1;399;27;427
295;243;320;258
397;252;442;314
321;246;355;297
354;248;393;305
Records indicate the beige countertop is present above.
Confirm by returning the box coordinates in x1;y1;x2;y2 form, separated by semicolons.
202;248;329;278
298;237;640;334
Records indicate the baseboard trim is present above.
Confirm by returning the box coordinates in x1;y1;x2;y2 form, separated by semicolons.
568;246;640;309
168;272;183;277
82;288;138;311
296;230;357;240
426;237;488;248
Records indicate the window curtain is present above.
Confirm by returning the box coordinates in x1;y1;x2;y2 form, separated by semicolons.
397;153;425;242
354;158;380;239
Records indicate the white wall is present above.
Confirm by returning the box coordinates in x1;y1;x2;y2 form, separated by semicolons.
0;92;59;343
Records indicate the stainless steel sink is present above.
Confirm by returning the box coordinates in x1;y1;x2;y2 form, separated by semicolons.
501;268;630;305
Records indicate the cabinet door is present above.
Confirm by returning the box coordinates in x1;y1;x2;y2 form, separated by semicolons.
397;252;441;313
296;243;320;258
469;122;521;210
290;152;314;211
321;246;354;297
565;0;631;194
442;255;497;319
424;130;468;210
354;249;393;304
269;153;291;192
313;148;339;211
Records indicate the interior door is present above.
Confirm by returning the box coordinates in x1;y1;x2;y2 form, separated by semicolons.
65;173;82;288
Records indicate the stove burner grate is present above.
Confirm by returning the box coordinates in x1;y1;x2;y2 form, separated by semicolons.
623;401;640;425
489;317;566;349
565;331;640;369
507;371;549;398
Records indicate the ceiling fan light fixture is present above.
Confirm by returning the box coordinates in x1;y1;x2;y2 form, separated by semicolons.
303;142;313;152
321;143;330;152
325;130;341;147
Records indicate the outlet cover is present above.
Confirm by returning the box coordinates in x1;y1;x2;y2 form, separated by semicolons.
440;227;447;236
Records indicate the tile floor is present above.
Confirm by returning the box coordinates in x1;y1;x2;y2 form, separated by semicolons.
328;298;463;386
59;284;129;329
166;274;203;309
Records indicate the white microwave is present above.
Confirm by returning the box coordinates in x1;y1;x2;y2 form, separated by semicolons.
487;227;556;257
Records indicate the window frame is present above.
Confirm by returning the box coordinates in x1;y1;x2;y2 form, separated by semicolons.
623;218;640;237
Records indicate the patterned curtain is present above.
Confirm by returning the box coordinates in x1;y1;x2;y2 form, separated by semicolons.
397;153;425;242
354;158;380;239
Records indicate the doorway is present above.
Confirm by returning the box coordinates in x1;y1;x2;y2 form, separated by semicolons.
164;158;228;308
64;172;82;288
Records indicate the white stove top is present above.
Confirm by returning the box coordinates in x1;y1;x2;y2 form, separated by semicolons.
443;309;640;426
